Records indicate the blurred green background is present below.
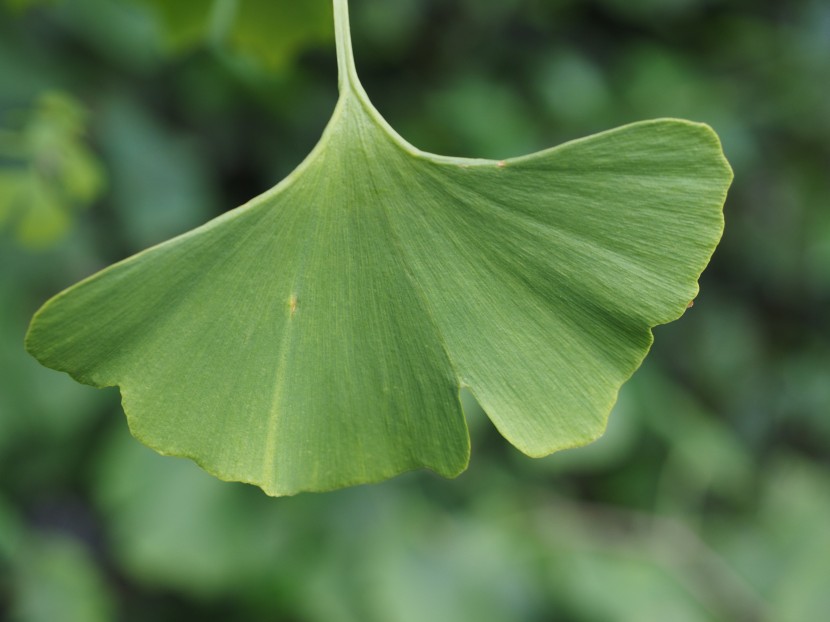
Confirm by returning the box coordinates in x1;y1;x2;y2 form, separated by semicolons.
1;0;828;620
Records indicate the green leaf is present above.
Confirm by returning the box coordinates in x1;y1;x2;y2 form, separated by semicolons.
9;533;116;622
228;0;332;69
136;0;332;68
6;0;331;69
0;91;105;248
25;0;732;495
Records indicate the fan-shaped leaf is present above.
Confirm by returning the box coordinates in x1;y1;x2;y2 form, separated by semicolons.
25;0;732;495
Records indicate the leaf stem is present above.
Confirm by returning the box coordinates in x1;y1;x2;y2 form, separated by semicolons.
208;0;238;46
333;0;357;93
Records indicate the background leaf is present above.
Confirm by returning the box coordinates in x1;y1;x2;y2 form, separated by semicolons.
0;92;104;248
133;0;332;68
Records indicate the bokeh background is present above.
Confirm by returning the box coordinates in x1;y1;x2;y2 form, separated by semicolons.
1;0;828;620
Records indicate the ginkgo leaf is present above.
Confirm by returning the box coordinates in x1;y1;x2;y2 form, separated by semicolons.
25;0;732;496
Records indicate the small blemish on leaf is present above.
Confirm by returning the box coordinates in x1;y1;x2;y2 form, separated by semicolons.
289;294;298;317
497;160;506;168
686;299;695;309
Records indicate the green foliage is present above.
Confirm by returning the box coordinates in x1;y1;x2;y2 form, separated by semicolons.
24;0;730;495
6;536;115;622
0;92;104;247
122;0;332;68
5;0;332;68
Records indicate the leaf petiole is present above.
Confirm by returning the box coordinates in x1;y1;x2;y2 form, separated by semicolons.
333;0;358;93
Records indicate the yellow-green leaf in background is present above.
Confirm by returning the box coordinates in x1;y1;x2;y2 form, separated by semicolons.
0;92;104;248
25;0;732;495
